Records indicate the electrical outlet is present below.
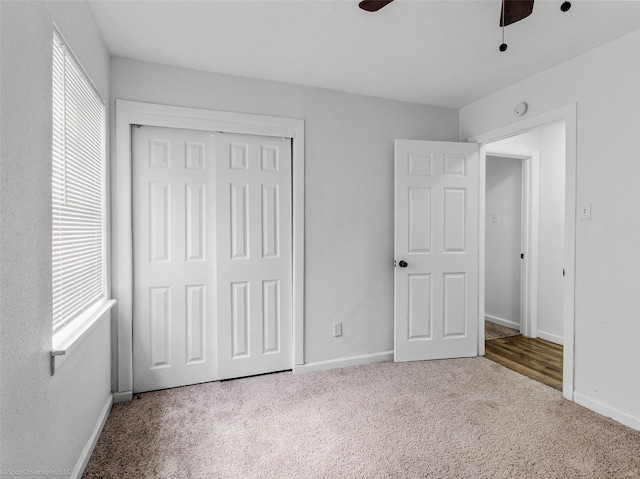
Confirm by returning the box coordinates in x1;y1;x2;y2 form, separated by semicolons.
332;322;342;337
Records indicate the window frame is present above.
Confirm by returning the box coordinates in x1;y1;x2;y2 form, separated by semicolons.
51;28;114;373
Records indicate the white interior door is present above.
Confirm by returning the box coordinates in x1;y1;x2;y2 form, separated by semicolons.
394;139;479;362
133;127;293;392
132;126;217;392
215;132;292;380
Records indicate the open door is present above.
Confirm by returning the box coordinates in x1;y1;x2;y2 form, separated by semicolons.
394;140;479;362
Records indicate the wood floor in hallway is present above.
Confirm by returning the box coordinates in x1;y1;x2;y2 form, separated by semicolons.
485;335;563;390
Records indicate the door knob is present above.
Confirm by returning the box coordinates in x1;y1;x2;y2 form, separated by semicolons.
399;260;408;268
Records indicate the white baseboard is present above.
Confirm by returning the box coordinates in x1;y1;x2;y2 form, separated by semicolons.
113;390;133;403
574;392;640;432
293;351;394;374
485;314;520;330
71;394;113;479
537;330;563;345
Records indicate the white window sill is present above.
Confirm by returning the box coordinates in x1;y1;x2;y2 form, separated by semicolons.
51;299;116;375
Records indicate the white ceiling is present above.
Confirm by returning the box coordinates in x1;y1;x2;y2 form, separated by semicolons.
87;0;640;109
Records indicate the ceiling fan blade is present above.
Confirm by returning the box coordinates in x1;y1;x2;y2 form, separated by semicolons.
359;0;394;12
500;0;534;26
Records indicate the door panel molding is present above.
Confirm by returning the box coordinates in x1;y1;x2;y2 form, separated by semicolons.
114;100;304;399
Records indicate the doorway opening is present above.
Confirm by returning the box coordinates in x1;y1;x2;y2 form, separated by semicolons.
475;115;571;394
484;153;531;336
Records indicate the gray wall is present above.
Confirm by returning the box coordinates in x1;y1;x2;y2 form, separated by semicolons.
460;30;640;427
0;1;112;474
110;57;459;367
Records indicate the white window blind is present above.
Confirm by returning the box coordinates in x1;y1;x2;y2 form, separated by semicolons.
52;32;107;335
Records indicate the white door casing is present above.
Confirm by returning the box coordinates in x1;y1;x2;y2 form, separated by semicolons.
471;104;576;400
394;139;479;362
215;132;292;379
132;126;217;392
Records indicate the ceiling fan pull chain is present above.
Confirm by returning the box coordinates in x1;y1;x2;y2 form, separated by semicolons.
500;0;508;52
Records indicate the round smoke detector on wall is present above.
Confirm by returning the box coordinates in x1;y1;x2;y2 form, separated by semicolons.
514;102;528;116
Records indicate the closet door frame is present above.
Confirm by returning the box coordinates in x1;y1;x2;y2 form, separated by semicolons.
113;99;305;402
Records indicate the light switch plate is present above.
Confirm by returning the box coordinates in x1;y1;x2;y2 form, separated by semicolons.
578;202;591;220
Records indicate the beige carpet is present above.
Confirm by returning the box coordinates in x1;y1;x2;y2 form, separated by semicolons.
485;321;521;340
84;358;640;478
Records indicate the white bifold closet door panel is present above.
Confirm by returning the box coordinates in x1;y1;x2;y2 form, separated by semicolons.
132;126;292;393
132;126;217;393
394;139;479;362
215;132;292;380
